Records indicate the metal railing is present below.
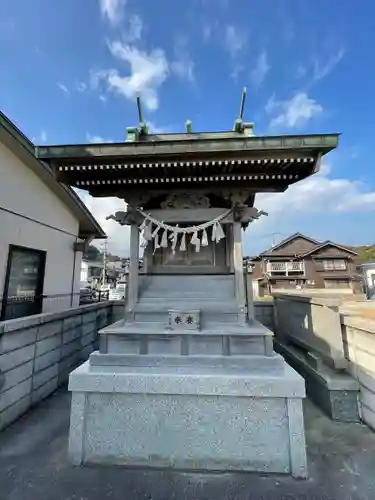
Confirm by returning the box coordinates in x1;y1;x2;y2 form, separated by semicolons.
0;291;110;321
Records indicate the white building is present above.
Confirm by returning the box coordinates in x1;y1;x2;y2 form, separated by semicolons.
0;112;105;320
360;261;375;298
80;260;104;285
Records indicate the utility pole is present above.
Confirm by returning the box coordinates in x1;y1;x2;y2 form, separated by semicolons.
101;240;108;287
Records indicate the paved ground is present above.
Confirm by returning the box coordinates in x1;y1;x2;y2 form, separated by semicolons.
1;388;375;500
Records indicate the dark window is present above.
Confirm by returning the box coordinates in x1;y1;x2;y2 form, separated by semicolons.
1;245;46;321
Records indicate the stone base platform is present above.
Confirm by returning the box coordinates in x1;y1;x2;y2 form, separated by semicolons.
68;353;307;477
98;319;274;357
274;339;360;422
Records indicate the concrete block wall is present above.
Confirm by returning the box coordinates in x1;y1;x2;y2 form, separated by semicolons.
0;302;115;431
254;300;274;330
341;315;375;431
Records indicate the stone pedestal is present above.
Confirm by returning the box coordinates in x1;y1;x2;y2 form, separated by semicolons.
69;272;308;477
69;355;306;476
68;205;307;477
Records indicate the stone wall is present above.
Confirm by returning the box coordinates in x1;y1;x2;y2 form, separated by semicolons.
254;300;274;330
273;293;345;369
272;291;375;429
341;315;375;431
0;302;115;431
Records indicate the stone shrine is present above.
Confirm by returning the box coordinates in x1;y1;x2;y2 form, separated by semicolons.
38;116;339;477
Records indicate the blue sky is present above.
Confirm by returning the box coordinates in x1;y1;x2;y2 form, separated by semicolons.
1;0;375;256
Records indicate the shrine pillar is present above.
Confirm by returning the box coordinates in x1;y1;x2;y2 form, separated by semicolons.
127;220;140;318
232;220;247;322
246;260;255;321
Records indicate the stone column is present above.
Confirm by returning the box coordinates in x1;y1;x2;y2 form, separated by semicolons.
246;262;255;322
126;222;140;319
232;221;247;323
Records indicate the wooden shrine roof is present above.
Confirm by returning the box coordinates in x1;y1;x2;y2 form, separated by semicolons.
36;131;339;196
37;132;339;164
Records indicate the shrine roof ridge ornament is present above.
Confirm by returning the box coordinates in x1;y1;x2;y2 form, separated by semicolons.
35;132;340;163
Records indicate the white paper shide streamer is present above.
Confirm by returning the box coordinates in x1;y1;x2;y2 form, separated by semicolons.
137;208;231;254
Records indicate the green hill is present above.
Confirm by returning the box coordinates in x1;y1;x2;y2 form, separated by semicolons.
351;245;375;263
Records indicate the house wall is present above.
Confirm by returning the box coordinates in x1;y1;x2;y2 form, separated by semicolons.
305;246;357;289
0;142;82;312
255;243;359;294
264;236;317;256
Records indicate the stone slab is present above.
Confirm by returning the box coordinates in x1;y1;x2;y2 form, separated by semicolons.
89;352;285;374
275;339;360;422
75;393;292;473
99;319;273;337
69;360;305;399
68;361;307;477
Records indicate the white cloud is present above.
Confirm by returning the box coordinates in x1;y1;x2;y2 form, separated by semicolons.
266;92;323;129
312;49;345;84
86;133;114;143
171;36;195;82
246;162;375;252
250;51;270;89
95;42;169;111
99;0;126;25
256;162;375;216
224;25;248;81
146;121;177;134
56;82;70;95
76;82;87;92
123;14;143;42
225;25;247;58
296;48;345;87
76;189;130;256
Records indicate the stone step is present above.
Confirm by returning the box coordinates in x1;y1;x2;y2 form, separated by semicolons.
140;292;235;299
89;352;285;376
105;320;270;336
134;300;239;313
104;334;271;357
139;275;235;298
134;300;241;326
140;274;234;287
